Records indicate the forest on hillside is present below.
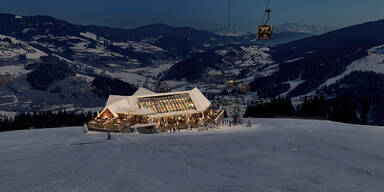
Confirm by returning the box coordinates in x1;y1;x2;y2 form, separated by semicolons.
244;94;372;125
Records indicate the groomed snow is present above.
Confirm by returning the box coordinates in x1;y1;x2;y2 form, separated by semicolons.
1;119;384;192
280;74;305;97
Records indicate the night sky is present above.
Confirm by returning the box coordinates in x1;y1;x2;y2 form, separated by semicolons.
1;0;383;32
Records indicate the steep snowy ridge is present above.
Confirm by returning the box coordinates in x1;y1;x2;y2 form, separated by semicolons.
290;44;384;100
250;18;384;99
321;45;384;88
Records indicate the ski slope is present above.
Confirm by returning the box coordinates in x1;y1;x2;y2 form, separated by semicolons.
321;45;384;87
1;119;384;192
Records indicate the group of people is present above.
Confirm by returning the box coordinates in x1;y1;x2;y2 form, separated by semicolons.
88;108;222;133
154;109;221;132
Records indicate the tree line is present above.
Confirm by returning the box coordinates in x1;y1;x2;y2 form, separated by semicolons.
0;111;95;132
0;94;373;132
245;94;370;125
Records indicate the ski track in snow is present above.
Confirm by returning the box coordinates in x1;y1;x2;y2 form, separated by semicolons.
280;74;305;97
1;119;384;192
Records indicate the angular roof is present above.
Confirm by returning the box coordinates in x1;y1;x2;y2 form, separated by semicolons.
132;87;156;96
105;95;126;106
189;88;211;112
99;87;211;118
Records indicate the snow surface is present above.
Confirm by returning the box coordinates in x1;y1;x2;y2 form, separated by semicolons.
1;118;384;192
284;57;304;63
75;74;95;83
105;70;147;84
0;65;31;77
80;32;98;41
280;74;305;97
113;41;166;53
22;28;36;34
0;34;47;59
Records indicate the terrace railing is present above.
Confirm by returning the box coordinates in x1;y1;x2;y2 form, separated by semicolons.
215;110;225;125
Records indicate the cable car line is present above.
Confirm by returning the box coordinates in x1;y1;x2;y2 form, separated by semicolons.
258;0;273;40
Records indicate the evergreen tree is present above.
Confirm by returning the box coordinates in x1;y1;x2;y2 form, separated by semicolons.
360;95;370;124
245;97;294;118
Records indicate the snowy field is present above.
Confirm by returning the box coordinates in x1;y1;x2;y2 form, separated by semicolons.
1;119;384;192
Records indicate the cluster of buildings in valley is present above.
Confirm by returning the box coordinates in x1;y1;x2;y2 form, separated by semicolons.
86;87;225;133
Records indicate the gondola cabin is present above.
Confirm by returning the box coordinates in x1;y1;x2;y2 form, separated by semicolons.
258;25;273;40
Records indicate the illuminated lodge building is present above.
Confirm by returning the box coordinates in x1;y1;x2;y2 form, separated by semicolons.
87;87;224;133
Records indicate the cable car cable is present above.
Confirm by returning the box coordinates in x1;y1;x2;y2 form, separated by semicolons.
261;0;271;25
258;0;273;40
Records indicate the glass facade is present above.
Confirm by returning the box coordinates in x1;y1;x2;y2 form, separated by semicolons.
138;93;196;113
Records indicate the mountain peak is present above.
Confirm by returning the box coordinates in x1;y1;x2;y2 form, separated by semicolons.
135;23;200;33
274;22;331;35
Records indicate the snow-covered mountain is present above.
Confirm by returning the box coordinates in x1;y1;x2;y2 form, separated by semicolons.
250;18;384;98
320;45;384;88
274;22;331;35
0;13;265;117
0;14;172;115
244;18;384;123
162;45;277;92
2;12;384;123
242;31;313;46
157;18;384;123
1;118;384;192
0;34;47;60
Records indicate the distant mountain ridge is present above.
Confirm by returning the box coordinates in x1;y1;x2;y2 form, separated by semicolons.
159;18;384;123
251;18;384;97
242;31;313;46
0;13;270;115
2;12;372;120
274;22;331;35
